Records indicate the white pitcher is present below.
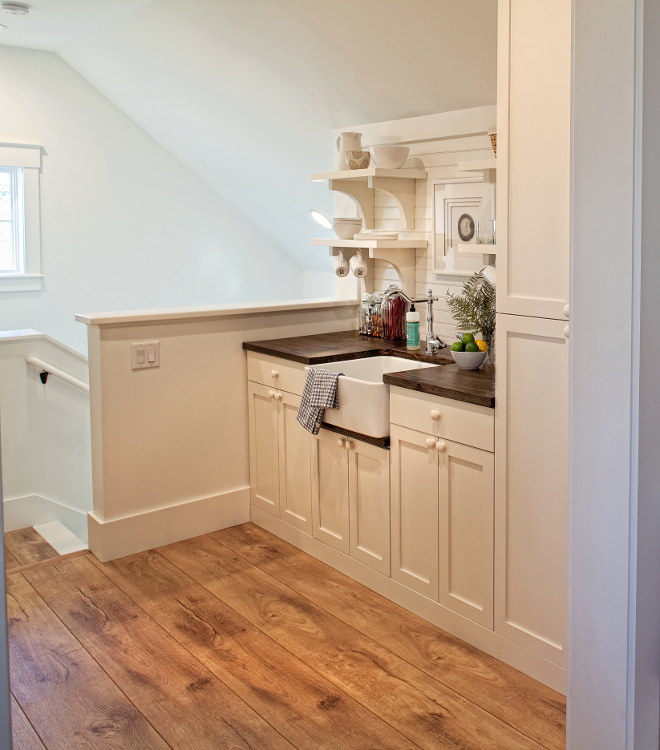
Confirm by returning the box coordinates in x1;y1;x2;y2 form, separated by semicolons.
337;132;362;171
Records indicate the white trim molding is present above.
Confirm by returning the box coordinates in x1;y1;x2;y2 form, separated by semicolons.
88;487;250;562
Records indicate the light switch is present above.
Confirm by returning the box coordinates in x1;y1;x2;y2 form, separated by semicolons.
131;341;160;370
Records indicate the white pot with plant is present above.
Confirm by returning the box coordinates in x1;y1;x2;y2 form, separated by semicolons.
446;270;495;368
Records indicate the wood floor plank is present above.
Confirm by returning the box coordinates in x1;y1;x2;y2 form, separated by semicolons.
6;572;170;750
5;544;21;572
92;550;419;750
214;523;566;750
11;695;47;750
159;534;546;750
23;555;295;750
7;549;90;577
4;529;59;567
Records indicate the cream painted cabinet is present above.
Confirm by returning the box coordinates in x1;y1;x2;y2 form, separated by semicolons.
390;423;494;627
496;0;571;320
247;382;313;533
494;313;569;665
311;428;390;575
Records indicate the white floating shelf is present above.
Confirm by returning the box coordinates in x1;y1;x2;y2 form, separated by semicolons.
457;158;497;172
310;167;427;182
311;238;427;250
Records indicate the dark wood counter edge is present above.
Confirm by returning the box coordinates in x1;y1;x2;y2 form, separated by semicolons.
319;422;390;450
384;375;494;408
243;333;455;366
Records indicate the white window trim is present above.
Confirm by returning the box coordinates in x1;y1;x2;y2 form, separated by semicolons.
0;144;42;292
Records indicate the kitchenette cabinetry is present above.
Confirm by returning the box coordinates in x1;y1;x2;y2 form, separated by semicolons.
247;381;313;533
390;389;495;629
312;429;390;575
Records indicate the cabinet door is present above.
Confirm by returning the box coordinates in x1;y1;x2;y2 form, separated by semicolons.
277;391;313;533
438;439;494;628
311;429;350;553
497;0;571;320
494;313;568;665
349;440;390;576
247;381;280;516
390;424;439;600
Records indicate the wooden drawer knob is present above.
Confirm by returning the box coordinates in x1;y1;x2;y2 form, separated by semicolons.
268;389;275;399
271;369;279;378
564;325;570;338
563;305;570;318
430;410;441;421
425;437;436;449
337;438;345;447
435;441;446;452
345;441;353;450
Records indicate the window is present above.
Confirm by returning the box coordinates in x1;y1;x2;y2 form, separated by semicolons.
0;144;42;292
0;166;26;275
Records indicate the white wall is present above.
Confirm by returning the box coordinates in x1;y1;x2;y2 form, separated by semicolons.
56;0;498;272
0;45;304;354
0;330;92;542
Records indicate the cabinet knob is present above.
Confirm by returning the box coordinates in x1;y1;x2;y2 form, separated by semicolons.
273;391;281;401
564;325;570;338
425;437;436;449
430;410;441;421
337;438;345;447
271;369;279;378
345;440;353;450
268;389;275;399
563;305;570;318
435;441;446;453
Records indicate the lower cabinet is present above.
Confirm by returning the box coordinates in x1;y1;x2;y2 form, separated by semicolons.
494;313;568;666
311;429;390;575
390;424;494;628
247;381;313;533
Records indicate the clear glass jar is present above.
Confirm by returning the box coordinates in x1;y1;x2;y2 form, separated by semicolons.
382;288;409;340
370;294;384;338
358;295;372;335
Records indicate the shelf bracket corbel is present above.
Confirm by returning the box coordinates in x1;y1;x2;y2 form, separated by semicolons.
368;176;416;230
328;179;375;229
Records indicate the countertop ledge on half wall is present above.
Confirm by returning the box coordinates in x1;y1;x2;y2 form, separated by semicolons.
74;297;358;327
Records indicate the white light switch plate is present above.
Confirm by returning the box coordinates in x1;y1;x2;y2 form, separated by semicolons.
131;341;160;370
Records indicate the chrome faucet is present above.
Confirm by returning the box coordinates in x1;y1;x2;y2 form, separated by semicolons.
382;286;445;355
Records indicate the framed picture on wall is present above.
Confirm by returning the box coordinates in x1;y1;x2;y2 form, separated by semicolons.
431;177;496;274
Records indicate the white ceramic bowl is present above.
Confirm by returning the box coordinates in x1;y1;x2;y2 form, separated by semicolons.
333;218;362;239
369;145;410;169
451;350;487;370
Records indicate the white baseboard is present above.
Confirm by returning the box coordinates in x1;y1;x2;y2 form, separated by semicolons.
3;494;89;544
251;505;567;695
89;487;250;562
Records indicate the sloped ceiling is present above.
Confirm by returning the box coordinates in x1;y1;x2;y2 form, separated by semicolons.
2;0;497;271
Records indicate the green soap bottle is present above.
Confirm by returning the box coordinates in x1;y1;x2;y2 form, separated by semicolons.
406;305;420;349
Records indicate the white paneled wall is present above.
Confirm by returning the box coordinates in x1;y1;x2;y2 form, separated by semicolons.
376;134;495;342
335;108;497;344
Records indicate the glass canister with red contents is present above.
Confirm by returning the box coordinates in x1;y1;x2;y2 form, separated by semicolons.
382;287;410;341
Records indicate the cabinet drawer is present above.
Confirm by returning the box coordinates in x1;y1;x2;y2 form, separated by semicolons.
247;352;307;396
390;387;494;452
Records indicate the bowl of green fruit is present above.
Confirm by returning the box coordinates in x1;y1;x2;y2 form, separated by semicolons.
450;333;488;369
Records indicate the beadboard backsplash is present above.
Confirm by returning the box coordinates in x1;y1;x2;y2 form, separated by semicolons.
333;106;496;343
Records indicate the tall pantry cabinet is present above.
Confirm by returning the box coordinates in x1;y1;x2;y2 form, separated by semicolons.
495;0;571;670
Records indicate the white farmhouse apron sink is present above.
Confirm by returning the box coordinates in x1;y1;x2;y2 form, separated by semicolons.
306;356;436;438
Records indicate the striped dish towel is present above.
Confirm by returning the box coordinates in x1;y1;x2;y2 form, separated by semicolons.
297;368;342;435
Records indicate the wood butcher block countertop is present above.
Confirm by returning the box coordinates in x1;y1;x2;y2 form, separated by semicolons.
243;331;495;408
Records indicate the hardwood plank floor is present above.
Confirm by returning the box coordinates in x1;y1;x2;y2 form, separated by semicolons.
6;523;567;750
4;529;59;568
213;524;566;750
